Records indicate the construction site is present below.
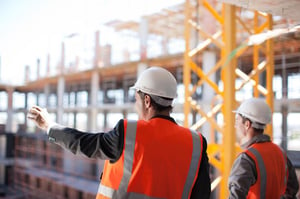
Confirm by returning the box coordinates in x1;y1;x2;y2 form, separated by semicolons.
0;0;300;198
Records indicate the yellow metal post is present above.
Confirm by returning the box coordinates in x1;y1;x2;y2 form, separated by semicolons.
221;4;236;198
265;13;274;138
184;0;191;128
184;1;274;198
253;11;259;97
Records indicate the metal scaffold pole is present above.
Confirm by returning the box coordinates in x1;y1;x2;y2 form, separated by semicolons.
265;13;274;138
184;0;274;198
220;4;237;198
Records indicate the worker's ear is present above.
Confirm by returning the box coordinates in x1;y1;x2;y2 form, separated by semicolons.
144;95;151;109
244;120;251;130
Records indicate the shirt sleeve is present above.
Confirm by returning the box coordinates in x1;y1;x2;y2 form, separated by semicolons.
47;122;58;135
48;119;125;162
284;157;299;199
228;153;257;199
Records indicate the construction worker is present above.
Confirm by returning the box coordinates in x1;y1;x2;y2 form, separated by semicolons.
228;98;299;199
28;66;211;199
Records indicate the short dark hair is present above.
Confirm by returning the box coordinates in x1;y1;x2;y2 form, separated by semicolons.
239;114;264;134
137;91;173;113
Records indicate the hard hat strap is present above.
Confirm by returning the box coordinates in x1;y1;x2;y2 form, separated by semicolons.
239;113;266;129
251;122;266;130
149;94;173;107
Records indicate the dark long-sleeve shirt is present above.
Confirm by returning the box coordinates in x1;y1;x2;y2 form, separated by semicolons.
48;115;211;199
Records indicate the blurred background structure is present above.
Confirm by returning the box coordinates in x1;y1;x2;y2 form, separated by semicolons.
0;0;300;198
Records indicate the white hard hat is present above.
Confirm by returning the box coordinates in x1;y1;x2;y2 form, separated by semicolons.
131;67;177;106
233;98;272;129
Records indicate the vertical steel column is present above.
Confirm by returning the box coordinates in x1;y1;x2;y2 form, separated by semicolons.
253;11;260;97
221;4;237;198
265;14;274;138
184;0;191;128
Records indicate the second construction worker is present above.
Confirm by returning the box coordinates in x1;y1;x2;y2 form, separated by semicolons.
28;66;211;199
229;98;299;199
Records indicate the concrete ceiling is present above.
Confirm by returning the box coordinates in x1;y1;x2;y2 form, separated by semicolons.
220;0;300;22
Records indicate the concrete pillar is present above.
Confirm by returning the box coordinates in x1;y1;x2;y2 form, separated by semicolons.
5;87;14;132
44;84;50;107
88;71;99;132
37;59;40;79
0;135;6;185
103;110;108;130
57;77;65;124
162;38;169;55
123;83;129;103
94;31;100;68
46;53;50;76
58;42;65;75
139;17;148;61
36;92;40;106
24;93;28;109
25;65;30;83
74;55;79;71
102;45;111;66
24;93;28;131
123;75;134;103
0;135;6;158
281;52;288;151
201;51;217;142
74;92;77;128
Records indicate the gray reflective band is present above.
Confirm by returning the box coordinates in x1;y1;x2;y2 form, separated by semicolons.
115;120;138;198
98;121;137;198
248;148;266;199
98;184;114;198
279;148;288;187
181;129;202;199
98;184;165;199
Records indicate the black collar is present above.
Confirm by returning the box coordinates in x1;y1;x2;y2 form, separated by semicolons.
150;115;177;124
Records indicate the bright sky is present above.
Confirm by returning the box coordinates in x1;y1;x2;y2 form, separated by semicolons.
0;0;183;85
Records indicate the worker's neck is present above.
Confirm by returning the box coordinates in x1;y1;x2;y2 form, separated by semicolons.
145;109;170;121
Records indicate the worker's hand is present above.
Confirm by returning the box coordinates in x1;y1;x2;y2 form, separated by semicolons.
27;105;52;131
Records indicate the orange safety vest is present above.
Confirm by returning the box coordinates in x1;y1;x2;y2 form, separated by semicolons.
96;118;203;199
245;142;288;199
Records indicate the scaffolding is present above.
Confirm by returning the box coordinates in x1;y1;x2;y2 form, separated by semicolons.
0;1;299;198
184;0;278;197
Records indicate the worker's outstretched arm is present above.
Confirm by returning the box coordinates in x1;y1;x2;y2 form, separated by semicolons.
47;120;124;160
27;105;124;161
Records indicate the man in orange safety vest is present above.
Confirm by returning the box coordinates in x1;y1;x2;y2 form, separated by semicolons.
228;98;299;199
28;66;211;199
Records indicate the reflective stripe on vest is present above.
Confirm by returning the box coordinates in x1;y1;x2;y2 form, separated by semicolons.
97;121;202;198
248;147;267;199
247;146;288;199
182;129;201;199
